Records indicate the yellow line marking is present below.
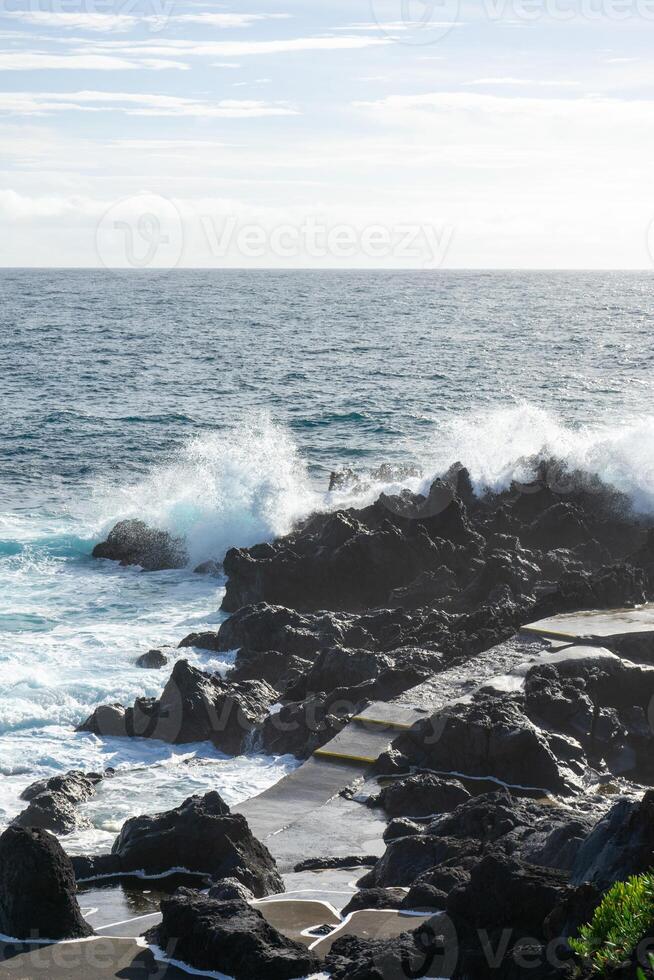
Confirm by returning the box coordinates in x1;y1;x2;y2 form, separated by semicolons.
521;626;579;640
313;748;377;763
351;715;415;730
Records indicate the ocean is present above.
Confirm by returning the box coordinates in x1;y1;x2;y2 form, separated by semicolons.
1;268;654;851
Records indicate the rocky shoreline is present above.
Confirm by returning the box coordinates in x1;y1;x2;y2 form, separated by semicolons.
3;460;654;978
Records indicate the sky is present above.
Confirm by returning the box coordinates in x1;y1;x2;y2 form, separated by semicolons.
2;0;654;268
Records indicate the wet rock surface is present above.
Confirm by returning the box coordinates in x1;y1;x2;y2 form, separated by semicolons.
13;769;104;835
0;826;93;941
72;791;283;897
92;519;188;570
78;659;277;754
146;890;320;980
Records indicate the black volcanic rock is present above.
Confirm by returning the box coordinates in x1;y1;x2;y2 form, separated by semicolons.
341;887;407;916
371;774;470;820
325;914;458;980
146;891;319;980
136;649;168;669
391;693;579;795
14;770;102;835
92;519;188;570
220;495;485;613
229;648;312;693
72;792;283;896
360;792;596;890
571;790;654;889
447;855;572;980
0;826;93;940
78;659;277;754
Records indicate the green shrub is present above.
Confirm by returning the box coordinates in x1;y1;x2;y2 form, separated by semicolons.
569;873;654;974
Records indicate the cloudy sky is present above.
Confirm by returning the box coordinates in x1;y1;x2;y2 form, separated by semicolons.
2;0;654;267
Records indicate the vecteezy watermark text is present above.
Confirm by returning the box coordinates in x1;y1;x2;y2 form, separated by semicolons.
200;215;453;266
94;194;454;269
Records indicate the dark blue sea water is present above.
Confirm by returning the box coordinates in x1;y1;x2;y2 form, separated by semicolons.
1;268;653;848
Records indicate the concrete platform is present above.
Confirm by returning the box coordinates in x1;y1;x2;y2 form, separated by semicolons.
314;721;402;763
523;604;654;660
0;938;188;978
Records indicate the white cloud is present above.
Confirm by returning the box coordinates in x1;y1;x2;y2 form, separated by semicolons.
82;35;392;59
0;52;188;71
170;13;291;28
6;12;138;33
465;77;581;87
0;90;297;118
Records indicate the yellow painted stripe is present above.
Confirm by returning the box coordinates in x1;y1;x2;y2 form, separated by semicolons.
521;625;579;640
351;715;415;730
313;748;377;764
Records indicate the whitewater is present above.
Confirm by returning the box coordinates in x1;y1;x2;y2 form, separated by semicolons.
1;268;653;851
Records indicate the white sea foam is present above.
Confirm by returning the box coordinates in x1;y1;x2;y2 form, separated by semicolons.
91;419;319;566
327;404;654;516
79;406;654;574
416;403;654;511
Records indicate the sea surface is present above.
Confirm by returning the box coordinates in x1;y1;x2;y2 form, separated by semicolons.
1;268;654;851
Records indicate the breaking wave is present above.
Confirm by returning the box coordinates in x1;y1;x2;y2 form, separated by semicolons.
89;405;654;568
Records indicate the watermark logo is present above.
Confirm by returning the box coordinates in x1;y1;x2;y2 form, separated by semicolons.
95;193;183;272
200;215;453;267
370;0;461;44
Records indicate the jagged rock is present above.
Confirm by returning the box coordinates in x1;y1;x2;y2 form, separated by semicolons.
221;493;484;613
72;792;283;897
13;791;87;835
341;888;407;916
325;914;458;980
146;891;319;980
383;817;425;842
0;826;93;940
403;861;475;911
571;790;654;889
207;603;350;658
371;774;470;819
78;660;277;754
208;878;254;902
229;648;312;693
92;519;188;570
532;563;646;619
20;770;102;804
391;693;579;794
14;770;103;835
293;855;378;872
447;855;572;980
136;649;168;669
524;655;654;782
360;792;597;889
286;645;442;701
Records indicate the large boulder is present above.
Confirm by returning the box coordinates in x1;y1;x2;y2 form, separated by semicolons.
447;855;572;980
370;774;470;820
146;891;319;980
391;693;580;795
571;791;654;890
78;660;277;754
325;914;459;980
13;770;103;835
92;519;188;570
0;826;93;940
360;792;597;890
72;792;283;897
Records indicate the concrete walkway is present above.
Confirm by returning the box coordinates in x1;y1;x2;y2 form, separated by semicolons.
0;938;188;979
523;603;654;660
